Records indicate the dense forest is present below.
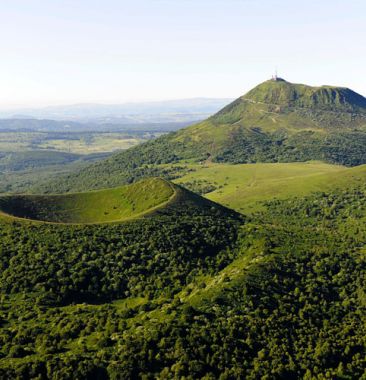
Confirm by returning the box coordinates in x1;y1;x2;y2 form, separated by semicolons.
0;180;365;378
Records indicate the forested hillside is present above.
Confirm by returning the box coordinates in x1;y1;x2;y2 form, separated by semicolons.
0;178;365;378
33;79;366;193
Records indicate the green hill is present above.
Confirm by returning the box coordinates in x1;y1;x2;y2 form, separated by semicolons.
0;177;238;223
33;78;366;193
174;78;366;163
0;178;175;223
236;77;366;111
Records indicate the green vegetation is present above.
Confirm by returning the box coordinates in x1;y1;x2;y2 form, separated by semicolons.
34;79;366;193
0;178;176;223
36;133;144;154
232;78;366;113
0;150;111;193
0;129;167;193
0;131;160;154
0;151;105;172
0;177;365;378
178;162;366;215
175;161;346;212
1;79;366;378
0;186;240;305
35;159;366;215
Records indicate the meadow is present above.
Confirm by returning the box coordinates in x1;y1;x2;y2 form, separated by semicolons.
173;161;344;212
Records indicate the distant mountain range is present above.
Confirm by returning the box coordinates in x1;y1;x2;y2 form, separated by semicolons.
0;118;195;133
35;78;366;193
0;98;233;123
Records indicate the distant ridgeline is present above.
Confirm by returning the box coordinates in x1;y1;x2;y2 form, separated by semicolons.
34;78;366;192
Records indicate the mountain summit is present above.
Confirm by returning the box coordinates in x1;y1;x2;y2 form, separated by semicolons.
36;79;366;193
242;79;366;110
211;79;366;127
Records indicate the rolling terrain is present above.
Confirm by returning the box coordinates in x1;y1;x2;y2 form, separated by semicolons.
176;161;366;213
1;79;366;379
174;161;345;212
0;177;238;224
34;78;366;194
0;150;107;172
0;172;365;378
33;158;366;215
0;118;196;194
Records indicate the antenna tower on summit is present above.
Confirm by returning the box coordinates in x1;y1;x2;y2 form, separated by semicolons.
272;68;278;81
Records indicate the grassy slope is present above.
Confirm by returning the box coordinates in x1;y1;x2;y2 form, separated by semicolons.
0;178;175;223
7;159;366;221
30;79;366;194
174;161;344;212
173;161;366;213
242;79;366;110
172;79;366;146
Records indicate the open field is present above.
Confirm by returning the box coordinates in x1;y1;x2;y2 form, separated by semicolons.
174;161;351;212
0;131;163;154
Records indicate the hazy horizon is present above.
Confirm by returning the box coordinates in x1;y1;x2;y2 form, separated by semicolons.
0;97;234;112
1;0;365;108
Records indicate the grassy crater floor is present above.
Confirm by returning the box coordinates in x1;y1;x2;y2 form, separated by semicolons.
0;177;174;223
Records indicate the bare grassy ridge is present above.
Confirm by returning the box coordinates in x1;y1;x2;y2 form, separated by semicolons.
0;178;174;223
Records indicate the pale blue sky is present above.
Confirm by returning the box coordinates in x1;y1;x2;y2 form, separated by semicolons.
0;0;365;107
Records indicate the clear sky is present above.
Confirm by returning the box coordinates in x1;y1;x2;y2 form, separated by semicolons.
0;0;365;108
